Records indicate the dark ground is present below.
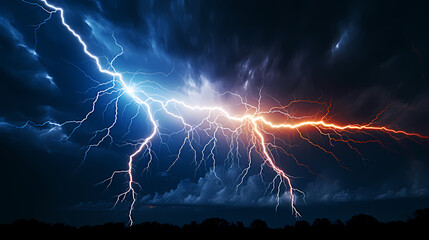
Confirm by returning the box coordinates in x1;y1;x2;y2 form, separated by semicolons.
1;208;428;237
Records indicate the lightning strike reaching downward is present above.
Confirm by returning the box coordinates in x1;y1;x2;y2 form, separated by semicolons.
17;0;427;226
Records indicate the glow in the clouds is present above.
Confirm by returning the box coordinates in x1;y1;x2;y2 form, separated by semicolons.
20;0;427;226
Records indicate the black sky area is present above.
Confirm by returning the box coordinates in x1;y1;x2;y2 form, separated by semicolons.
0;0;429;228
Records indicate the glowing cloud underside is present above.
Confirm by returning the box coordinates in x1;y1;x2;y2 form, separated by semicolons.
20;0;427;225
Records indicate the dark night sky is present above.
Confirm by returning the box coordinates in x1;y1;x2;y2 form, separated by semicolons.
1;0;429;227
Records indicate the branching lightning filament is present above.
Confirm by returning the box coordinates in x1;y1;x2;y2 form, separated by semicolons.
17;0;428;226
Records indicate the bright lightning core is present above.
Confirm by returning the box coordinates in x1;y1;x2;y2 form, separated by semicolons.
16;0;428;226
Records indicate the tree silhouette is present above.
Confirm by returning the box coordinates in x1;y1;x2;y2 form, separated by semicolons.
1;208;428;236
200;217;230;230
413;208;429;223
346;214;378;227
312;218;331;228
250;219;268;230
294;220;310;230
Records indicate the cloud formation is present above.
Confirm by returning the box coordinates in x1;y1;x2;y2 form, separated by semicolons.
142;167;294;207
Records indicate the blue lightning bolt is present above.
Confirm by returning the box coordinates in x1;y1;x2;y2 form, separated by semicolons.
20;0;159;225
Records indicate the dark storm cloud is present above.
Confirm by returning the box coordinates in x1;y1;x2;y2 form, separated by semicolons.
54;0;429;128
43;0;429;104
141;167;293;207
0;16;58;122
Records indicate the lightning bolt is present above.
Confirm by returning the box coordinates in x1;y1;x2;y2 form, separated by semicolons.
15;0;427;226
